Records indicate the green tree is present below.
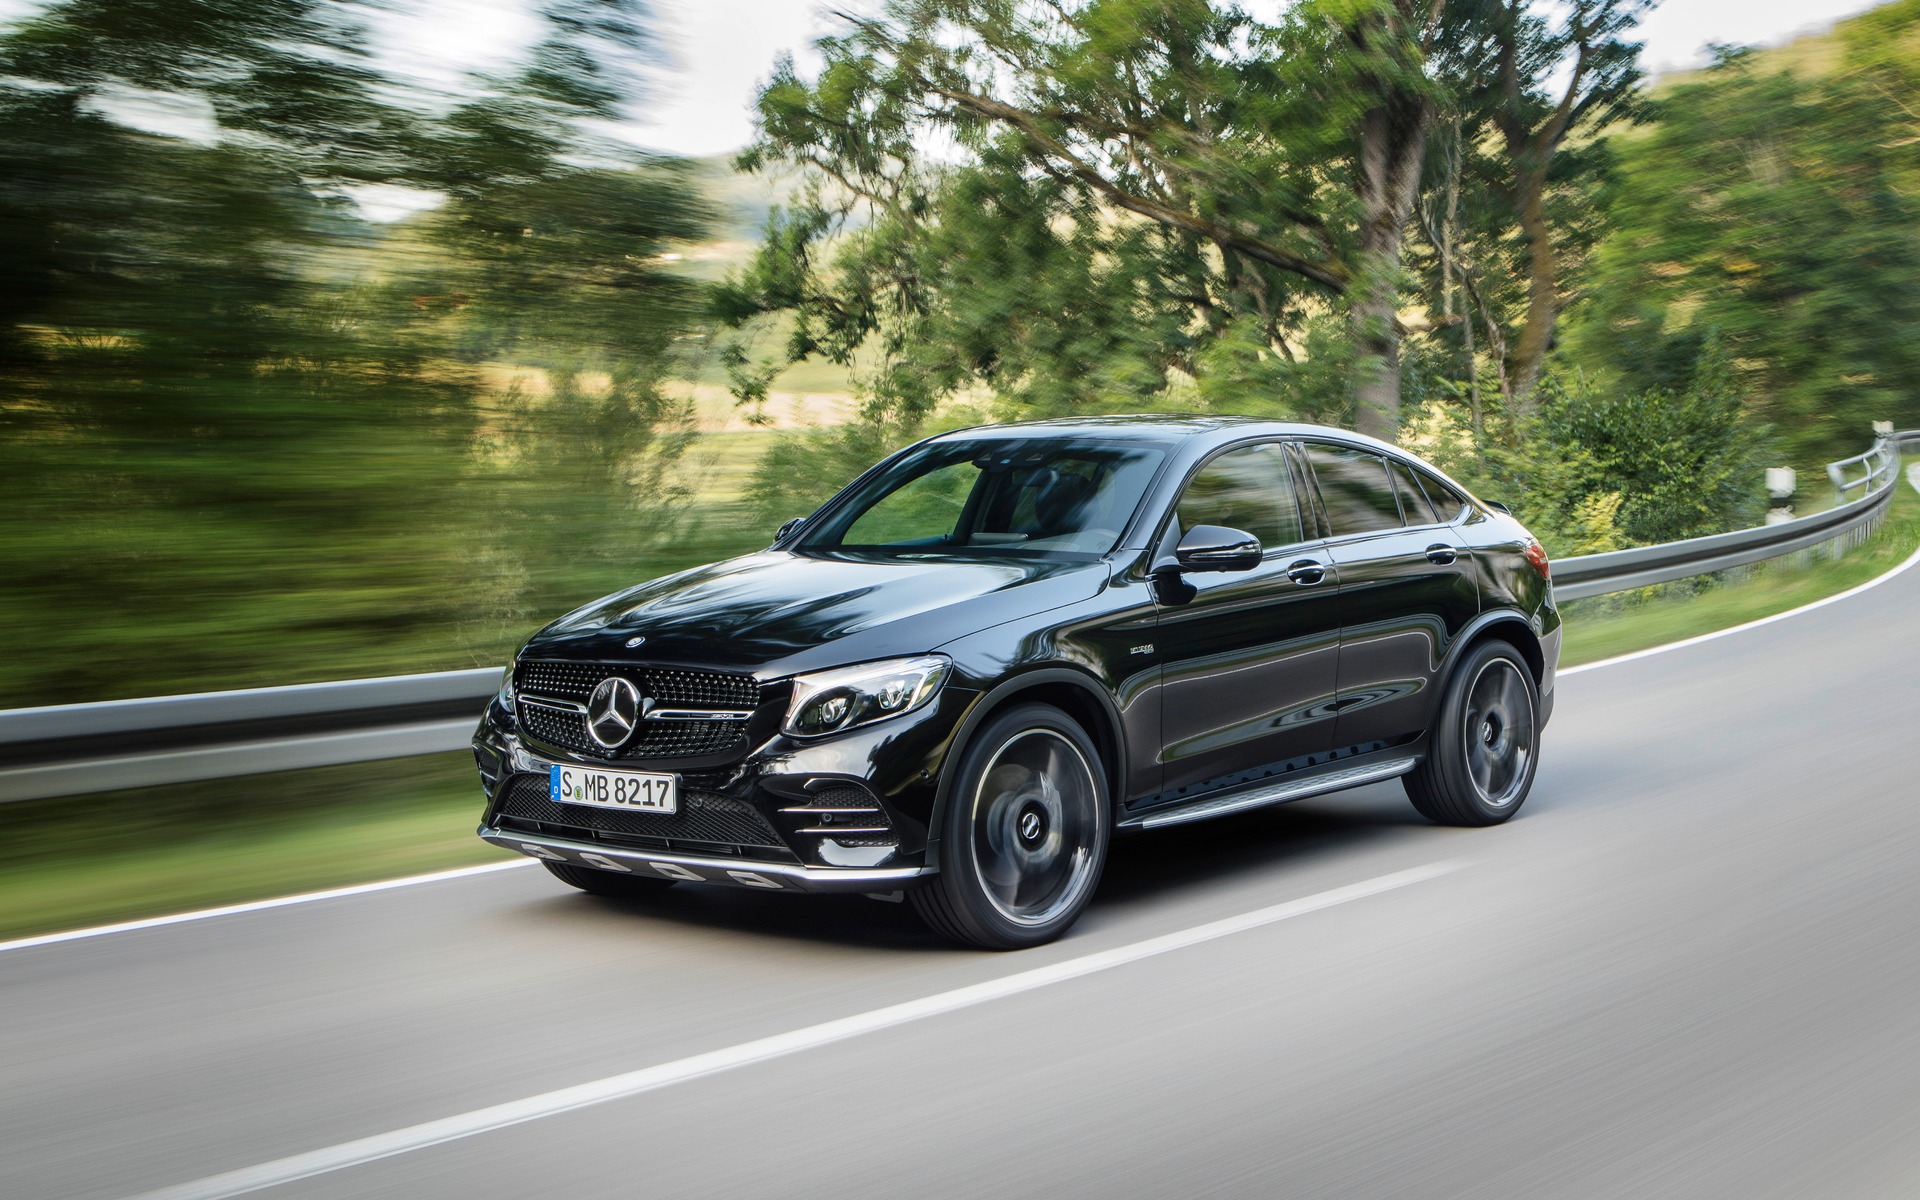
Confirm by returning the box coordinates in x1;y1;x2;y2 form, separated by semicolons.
1417;0;1653;434
1561;42;1920;460
725;0;1655;447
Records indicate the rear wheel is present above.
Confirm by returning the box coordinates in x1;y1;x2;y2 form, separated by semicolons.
1404;641;1540;826
911;703;1109;950
542;859;676;900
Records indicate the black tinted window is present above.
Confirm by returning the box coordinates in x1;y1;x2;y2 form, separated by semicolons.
1304;444;1403;536
1177;443;1303;550
1413;467;1469;522
1391;461;1441;525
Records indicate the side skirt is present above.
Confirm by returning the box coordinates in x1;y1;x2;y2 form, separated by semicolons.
1119;754;1420;831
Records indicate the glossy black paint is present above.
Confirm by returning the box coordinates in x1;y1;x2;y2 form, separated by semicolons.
474;416;1561;885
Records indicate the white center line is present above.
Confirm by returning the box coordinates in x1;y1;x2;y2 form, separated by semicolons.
126;861;1457;1200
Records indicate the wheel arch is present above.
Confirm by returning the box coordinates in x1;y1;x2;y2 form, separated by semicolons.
1448;609;1545;690
924;667;1126;869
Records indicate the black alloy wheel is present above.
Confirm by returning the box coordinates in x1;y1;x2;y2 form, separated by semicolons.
543;859;676;899
912;703;1110;950
1404;640;1540;826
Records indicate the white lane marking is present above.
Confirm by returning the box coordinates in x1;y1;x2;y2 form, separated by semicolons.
0;860;534;955
125;862;1457;1200
1561;538;1920;677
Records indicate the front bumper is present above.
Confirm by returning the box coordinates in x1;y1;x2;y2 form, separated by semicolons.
479;825;933;893
473;681;981;886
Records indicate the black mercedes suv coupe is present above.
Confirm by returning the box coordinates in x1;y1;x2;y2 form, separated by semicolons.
473;416;1559;948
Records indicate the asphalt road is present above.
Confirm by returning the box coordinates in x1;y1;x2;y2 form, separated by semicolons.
6;554;1920;1200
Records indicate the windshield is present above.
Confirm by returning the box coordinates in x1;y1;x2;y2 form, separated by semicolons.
799;437;1170;559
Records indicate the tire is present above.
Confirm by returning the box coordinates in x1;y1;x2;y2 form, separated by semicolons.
1404;640;1541;826
542;859;677;900
911;703;1111;950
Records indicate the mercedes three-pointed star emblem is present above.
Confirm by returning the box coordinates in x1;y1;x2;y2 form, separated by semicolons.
586;676;645;749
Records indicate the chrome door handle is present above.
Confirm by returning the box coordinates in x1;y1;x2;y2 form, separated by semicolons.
1286;559;1326;585
1424;544;1458;565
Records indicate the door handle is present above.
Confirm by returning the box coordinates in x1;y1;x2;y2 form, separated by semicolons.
1424;544;1458;566
1286;559;1326;585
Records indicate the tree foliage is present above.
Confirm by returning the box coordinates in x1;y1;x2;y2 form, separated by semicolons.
1559;34;1920;460
723;0;1654;448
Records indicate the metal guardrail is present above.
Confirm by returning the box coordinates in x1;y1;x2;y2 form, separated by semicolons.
2;431;1915;803
0;670;501;803
1554;429;1913;601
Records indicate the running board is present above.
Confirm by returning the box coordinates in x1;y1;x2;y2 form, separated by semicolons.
1123;757;1420;830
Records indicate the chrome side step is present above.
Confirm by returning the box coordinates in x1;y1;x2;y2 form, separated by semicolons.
1123;757;1420;830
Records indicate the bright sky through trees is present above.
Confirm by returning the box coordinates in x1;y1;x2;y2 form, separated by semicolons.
0;0;1891;160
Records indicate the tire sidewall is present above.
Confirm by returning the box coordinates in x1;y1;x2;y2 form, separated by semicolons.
929;702;1111;948
1436;642;1541;822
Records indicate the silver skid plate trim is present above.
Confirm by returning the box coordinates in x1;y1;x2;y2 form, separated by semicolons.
1126;757;1420;830
478;825;931;893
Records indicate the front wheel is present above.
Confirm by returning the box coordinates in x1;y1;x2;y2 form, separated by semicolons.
1404;641;1540;826
911;703;1110;950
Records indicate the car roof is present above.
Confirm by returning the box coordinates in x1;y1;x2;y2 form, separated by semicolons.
924;414;1404;455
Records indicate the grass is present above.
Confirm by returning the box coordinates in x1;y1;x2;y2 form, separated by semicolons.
2;465;1914;943
0;754;511;942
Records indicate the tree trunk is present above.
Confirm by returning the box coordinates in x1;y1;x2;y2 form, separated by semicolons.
1350;98;1432;442
1507;172;1558;418
1350;274;1403;443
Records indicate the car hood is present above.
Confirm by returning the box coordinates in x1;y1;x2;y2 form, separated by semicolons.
524;551;1111;678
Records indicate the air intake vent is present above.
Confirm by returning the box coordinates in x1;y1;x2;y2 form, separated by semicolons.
777;783;898;846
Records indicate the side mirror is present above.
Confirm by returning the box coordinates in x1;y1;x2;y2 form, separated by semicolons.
774;517;805;543
1485;500;1512;515
1173;525;1263;573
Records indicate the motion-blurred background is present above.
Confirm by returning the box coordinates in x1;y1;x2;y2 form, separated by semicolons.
2;0;1918;936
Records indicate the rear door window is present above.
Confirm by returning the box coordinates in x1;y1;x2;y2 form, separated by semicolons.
1303;443;1404;537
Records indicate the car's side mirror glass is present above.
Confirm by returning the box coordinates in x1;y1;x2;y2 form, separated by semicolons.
1172;525;1263;573
774;517;805;543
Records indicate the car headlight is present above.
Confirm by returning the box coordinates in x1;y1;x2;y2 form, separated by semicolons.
496;666;516;715
783;655;951;738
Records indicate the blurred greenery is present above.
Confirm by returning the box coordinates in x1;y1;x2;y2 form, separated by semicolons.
725;0;1919;548
0;0;772;706
0;1;1913;698
4;0;1915;708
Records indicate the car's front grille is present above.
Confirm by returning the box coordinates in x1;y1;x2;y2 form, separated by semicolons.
518;702;746;759
493;774;789;853
516;660;758;708
513;659;760;761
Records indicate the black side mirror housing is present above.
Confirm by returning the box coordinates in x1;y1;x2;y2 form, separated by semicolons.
774;517;805;543
1172;525;1263;573
1486;500;1512;515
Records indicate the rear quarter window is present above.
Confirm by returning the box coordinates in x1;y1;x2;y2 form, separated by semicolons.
1412;467;1471;523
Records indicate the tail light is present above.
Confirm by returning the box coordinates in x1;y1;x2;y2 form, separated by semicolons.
1523;538;1551;580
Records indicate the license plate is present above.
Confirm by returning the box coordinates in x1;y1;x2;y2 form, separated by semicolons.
549;764;677;815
